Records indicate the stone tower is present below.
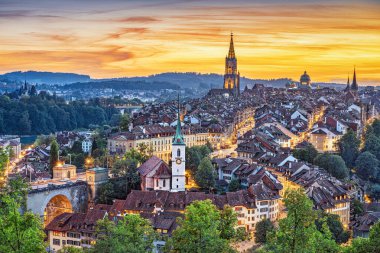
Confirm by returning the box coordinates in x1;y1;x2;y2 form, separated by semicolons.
223;33;240;96
171;95;186;192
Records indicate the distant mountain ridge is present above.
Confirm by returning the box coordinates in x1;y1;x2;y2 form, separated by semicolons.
0;70;348;89
0;71;90;84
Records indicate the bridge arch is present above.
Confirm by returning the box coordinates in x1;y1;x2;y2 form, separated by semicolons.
43;194;73;225
27;182;89;226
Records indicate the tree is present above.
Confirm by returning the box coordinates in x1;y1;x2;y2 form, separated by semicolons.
338;129;360;168
314;153;349;179
372;119;380;137
92;214;156;253
344;221;380;253
0;177;46;253
185;145;212;175
186;147;201;175
0;148;9;186
195;157;216;191
293;143;318;163
255;219;274;244
363;133;380;160
219;205;237;240
49;139;59;175
57;246;84;253
355;151;379;181
351;199;364;217
316;213;350;244
119;114;130;131
228;179;241;192
368;184;380;201
167;200;234;253
266;189;339;253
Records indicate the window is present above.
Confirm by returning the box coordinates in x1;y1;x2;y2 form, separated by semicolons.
53;239;60;245
156;179;159;187
163;180;166;187
53;231;61;236
177;148;181;157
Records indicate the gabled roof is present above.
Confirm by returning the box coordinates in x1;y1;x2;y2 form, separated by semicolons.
138;156;163;176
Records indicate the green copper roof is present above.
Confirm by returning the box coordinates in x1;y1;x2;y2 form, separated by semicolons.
173;94;185;145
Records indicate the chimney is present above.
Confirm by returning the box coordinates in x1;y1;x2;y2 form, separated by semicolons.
288;162;292;169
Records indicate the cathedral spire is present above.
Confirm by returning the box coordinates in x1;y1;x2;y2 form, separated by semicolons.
345;75;350;91
228;33;235;59
173;94;184;145
351;66;358;91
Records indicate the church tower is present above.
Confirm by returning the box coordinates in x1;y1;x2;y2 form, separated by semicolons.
351;67;358;91
171;95;186;192
223;33;240;96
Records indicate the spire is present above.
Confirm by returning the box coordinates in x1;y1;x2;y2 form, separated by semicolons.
345;75;350;91
173;93;184;145
227;33;235;58
351;66;358;90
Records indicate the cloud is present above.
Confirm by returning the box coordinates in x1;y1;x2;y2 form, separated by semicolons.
115;16;160;23
107;28;149;39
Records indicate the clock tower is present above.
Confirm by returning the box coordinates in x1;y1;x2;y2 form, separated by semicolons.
171;95;186;192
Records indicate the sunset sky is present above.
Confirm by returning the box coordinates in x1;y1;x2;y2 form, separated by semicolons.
0;0;380;84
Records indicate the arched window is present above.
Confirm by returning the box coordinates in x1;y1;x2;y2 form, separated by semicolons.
177;148;181;157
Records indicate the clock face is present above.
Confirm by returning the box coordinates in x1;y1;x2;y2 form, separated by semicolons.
176;158;182;165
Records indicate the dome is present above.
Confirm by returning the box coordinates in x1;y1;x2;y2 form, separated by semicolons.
300;71;311;85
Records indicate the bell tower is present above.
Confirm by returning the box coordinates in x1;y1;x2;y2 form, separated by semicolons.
223;33;240;96
171;95;186;192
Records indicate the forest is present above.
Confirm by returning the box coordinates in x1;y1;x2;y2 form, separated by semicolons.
0;92;119;135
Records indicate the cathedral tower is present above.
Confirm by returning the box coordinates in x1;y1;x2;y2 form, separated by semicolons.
351;67;358;91
223;33;240;96
171;95;186;192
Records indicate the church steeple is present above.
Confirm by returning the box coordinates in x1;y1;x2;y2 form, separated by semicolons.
173;94;184;145
345;75;350;91
351;66;358;91
227;33;235;59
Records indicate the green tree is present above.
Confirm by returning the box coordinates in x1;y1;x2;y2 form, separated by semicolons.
316;213;350;244
355;151;379;181
228;179;241;192
167;200;234;253
293;143;318;163
372;119;380;137
338;129;360;168
195;157;216;191
266;189;339;253
219;205;237;240
351;199;364;217
57;246;84;253
119;114;130;131
363;133;380;160
92;214;156;253
344;221;380;253
314;153;349;179
0;148;9;186
255;219;274;244
368;183;380;201
186;147;201;175
186;145;212;175
49;139;59;175
0;177;45;253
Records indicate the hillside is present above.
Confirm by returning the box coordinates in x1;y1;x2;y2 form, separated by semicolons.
0;71;90;84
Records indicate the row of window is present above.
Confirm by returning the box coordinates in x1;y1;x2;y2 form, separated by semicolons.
53;239;80;246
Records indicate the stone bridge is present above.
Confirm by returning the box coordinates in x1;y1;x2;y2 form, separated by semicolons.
27;181;88;223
